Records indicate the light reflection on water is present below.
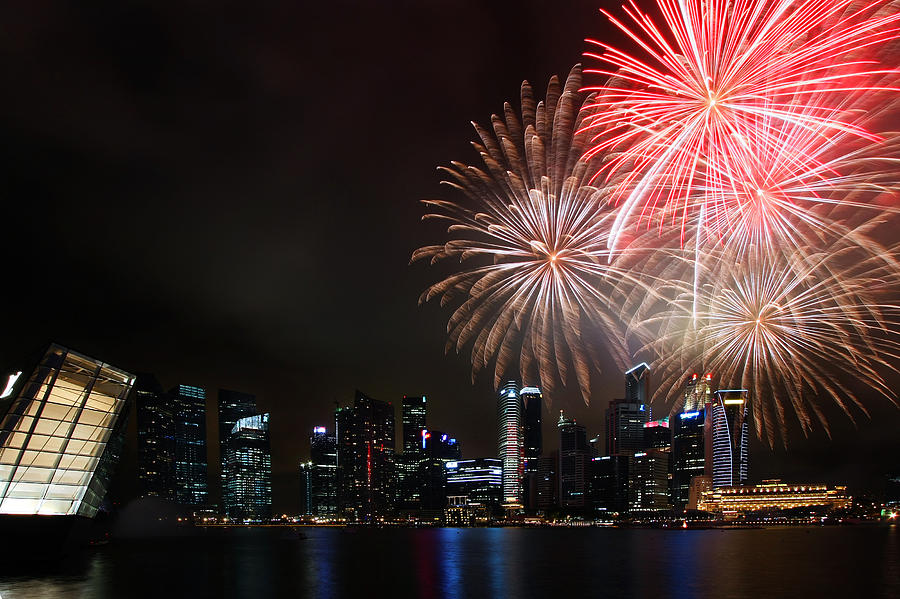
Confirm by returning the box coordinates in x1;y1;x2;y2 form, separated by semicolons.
0;525;897;598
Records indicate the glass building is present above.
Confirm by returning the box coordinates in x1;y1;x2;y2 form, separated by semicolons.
590;455;629;516
300;426;337;516
0;344;135;517
625;362;650;405
135;374;175;499
521;386;542;511
218;389;256;504
398;395;427;509
496;381;523;508
628;450;671;514
711;389;750;489
172;384;208;506
672;374;714;511
335;391;395;521
558;410;589;509
445;458;502;507
605;398;649;456
223;413;272;520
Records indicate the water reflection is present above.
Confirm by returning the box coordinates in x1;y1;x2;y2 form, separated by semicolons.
0;526;897;598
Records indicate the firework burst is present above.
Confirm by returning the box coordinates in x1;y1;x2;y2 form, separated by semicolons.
581;0;900;251
412;66;664;401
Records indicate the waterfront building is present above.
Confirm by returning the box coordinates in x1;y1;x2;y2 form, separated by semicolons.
398;395;427;509
672;376;713;512
887;474;900;507
300;426;338;516
497;381;523;508
589;455;629;515
223;413;272;520
445;458;502;510
698;480;851;513
218;389;256;504
711;389;750;488
558;411;589;509
521;386;542;511
419;430;461;510
628;449;671;514
335;390;395;521
0;344;135;516
688;475;713;511
172;384;208;506
135;373;175;500
536;450;558;510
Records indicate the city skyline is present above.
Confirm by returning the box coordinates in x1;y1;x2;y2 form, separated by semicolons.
2;0;900;516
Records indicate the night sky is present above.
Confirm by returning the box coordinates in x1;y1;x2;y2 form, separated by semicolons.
1;1;898;513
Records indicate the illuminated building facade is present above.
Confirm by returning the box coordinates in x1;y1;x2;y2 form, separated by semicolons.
172;384;208;506
398;395;427;509
590;455;629;515
628;449;671;513
497;381;523;508
521;386;543;511
419;429;461;510
558;411;589;509
223;413;272;520
135;374;175;499
698;481;851;513
625;362;650;406
673;374;714;511
642;418;670;450
218;389;256;504
0;344;135;517
605;398;649;456
536;450;558;510
445;458;502;508
300;426;337;516
335;390;395;521
688;475;713;511
711;389;750;489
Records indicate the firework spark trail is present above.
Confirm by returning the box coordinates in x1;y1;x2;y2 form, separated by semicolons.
581;0;900;251
412;66;671;402
643;241;900;446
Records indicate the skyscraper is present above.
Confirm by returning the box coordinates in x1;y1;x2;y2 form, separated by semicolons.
398;395;427;509
590;455;630;515
172;384;208;506
536;450;558;511
625;362;651;405
497;381;523;508
521;386;542;511
628;449;671;513
135;374;175;499
300;426;338;517
223;413;272;520
335;390;395;522
605;399;650;456
558;410;589;509
419;430;461;510
0;344;135;517
711;389;750;488
672;373;714;511
218;389;256;503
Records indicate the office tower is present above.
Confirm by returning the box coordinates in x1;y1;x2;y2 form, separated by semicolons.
419;430;461;510
0;344;135;517
135;374;175;499
711;389;750;488
687;475;713;511
642;418;671;450
304;426;338;516
672;374;714;511
536;450;558;510
558;411;589;509
628;449;671;513
683;372;713;412
299;462;313;515
172;384;208;506
605;399;650;456
588;435;602;458
218;389;256;501
335;390;395;522
223;414;272;520
521;386;543;511
625;362;651;406
401;396;427;453
445;458;502;507
497;381;524;508
590;455;629;515
398;395;427;509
